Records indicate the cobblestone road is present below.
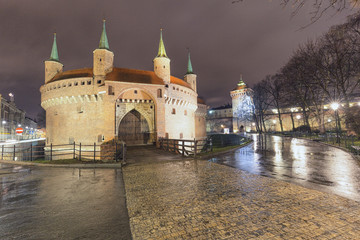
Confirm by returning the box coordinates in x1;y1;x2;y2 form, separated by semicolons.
123;160;360;239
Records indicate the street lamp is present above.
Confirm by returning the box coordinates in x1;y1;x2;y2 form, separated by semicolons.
331;102;340;144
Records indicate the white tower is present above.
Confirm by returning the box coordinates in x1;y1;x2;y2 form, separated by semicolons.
153;29;170;84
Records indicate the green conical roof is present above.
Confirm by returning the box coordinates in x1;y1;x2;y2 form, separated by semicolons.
49;33;59;62
156;29;168;58
186;51;194;74
99;20;109;50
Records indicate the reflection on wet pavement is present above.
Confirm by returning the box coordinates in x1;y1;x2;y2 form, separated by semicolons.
123;159;360;239
0;164;131;240
210;134;360;201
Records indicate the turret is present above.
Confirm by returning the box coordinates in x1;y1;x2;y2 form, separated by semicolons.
153;29;170;84
93;20;114;79
45;33;63;84
184;51;197;92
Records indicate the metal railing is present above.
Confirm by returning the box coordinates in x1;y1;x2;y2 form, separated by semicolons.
158;138;212;157
0;141;126;162
280;132;360;155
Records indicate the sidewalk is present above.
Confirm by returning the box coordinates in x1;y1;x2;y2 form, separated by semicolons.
122;159;360;239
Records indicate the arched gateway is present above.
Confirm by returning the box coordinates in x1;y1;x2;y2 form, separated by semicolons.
118;109;151;145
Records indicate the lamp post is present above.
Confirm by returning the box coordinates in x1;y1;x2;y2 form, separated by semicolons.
330;102;340;144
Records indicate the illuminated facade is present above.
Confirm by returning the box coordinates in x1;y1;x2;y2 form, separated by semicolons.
0;93;26;140
40;21;207;149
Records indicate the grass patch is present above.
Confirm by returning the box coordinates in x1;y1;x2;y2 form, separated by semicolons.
32;158;84;164
198;140;252;157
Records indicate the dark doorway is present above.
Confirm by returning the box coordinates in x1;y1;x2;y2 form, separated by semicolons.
118;109;150;145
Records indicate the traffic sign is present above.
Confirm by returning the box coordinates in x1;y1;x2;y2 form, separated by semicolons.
16;128;23;134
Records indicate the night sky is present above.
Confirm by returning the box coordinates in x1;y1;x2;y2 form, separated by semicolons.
0;0;356;119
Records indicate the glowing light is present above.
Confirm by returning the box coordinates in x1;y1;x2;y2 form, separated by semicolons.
328;119;332;122
18;124;21;127
252;122;256;126
331;102;339;111
2;120;6;124
221;124;224;128
272;120;276;124
296;115;301;120
8;93;14;97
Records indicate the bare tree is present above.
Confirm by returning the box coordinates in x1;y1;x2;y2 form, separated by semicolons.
253;80;272;133
263;75;286;132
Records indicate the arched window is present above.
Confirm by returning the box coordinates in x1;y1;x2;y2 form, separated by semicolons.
157;89;162;98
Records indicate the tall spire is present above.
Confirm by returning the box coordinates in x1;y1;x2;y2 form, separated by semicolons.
186;50;193;74
99;20;109;50
49;33;59;62
156;29;168;58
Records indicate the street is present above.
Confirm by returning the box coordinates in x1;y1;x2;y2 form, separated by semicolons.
209;134;360;202
0;165;131;239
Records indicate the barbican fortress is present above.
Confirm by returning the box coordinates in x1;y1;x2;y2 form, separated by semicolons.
40;21;207;151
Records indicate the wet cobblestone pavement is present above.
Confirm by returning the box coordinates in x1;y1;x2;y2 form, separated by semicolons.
123;160;360;239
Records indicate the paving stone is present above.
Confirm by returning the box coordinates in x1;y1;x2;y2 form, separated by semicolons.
123;160;360;239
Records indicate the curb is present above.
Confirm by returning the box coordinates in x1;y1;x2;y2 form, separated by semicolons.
0;159;123;169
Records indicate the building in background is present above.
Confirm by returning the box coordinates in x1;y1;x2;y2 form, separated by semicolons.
0;93;26;141
207;76;255;134
230;76;255;133
206;104;233;134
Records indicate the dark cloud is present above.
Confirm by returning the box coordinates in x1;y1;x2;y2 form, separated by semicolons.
0;0;356;118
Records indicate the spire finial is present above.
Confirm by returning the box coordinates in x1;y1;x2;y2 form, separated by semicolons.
237;74;246;87
156;28;168;58
99;19;109;50
49;32;59;62
186;48;194;74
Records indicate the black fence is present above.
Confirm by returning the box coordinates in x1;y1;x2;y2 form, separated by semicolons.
158;138;212;156
0;141;126;162
0;141;45;161
209;134;250;148
282;132;360;155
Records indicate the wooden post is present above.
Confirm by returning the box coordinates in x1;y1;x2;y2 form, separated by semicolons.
94;142;96;162
13;145;15;161
115;142;118;162
73;142;76;159
194;139;197;157
50;143;52;161
79;143;82;161
182;140;185;156
30;144;33;161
